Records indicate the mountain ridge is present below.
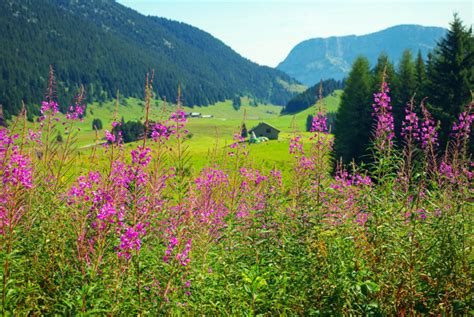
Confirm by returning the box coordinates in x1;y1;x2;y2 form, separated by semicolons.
0;0;298;117
277;24;446;85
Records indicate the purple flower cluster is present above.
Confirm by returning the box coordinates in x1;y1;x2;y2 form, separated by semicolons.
176;238;192;266
439;161;473;185
401;105;420;142
40;100;59;118
68;142;155;263
105;130;116;143
192;167;229;234
170;110;188;138
66;103;85;121
118;223;147;260
311;113;328;133
228;133;247;157
322;168;372;227
163;236;192;267
289;135;304;157
372;82;395;149
151;122;171;143
0;131;33;189
451;110;473;141
420;105;438;149
0;128;33;235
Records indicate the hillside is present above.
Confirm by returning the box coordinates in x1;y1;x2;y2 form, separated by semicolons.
282;79;344;114
0;0;299;118
277;25;446;85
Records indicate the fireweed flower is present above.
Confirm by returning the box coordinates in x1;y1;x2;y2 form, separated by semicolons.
420;105;438;149
193;167;229;232
451;110;473;143
129;146;152;185
151;122;171;142
372;81;395;150
163;236;179;263
118;223;147;260
105;130;116;143
66;103;85;121
401;104;420;142
39;100;59;119
234;168;269;218
170;110;188;138
311;113;328;133
0;129;33;189
228;133;247;157
289;135;304;157
27;129;42;145
439;161;473;185
176;238;192;266
0;128;33;235
325;168;372;226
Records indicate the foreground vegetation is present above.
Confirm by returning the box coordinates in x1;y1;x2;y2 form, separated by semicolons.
0;71;472;315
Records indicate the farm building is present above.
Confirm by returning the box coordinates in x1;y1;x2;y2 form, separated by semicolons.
249;122;280;140
189;112;201;118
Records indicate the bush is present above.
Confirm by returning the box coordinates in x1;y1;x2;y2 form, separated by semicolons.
92;118;103;130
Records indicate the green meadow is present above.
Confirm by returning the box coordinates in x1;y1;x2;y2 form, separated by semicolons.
62;90;342;175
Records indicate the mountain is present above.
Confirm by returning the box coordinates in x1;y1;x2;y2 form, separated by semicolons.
277;25;446;86
0;0;298;118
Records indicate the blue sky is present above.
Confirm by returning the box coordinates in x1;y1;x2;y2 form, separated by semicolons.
117;0;472;67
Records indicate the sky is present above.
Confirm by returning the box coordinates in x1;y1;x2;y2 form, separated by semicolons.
117;0;472;67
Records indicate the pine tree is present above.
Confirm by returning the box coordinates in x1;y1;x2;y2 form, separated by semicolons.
415;50;426;96
334;57;373;165
241;123;248;138
306;115;314;132
232;95;241;111
393;50;417;140
426;14;473;150
92;118;103;130
372;53;396;91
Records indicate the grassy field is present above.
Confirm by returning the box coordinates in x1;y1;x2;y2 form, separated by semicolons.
65;90;342;174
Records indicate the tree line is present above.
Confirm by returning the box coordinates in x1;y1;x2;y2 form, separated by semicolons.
283;79;345;114
334;14;473;164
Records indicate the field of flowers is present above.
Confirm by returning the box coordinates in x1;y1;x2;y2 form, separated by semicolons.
0;75;472;315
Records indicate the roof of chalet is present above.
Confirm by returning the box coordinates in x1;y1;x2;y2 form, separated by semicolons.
249;122;281;133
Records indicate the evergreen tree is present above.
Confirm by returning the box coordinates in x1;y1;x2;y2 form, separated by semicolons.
241;123;248;138
334;57;373;165
92;118;103;130
415;50;426;95
426;14;473;150
393;50;417;140
232;95;241;111
306;115;314;132
372;53;396;91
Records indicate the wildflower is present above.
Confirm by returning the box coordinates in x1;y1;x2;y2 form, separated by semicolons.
105;130;116;143
66;103;85;121
401;104;420;142
151;122;171;142
372;81;395;150
118;223;147;260
289;135;304;156
176;238;192;266
310;113;328;133
420;105;438;149
40;100;59;117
